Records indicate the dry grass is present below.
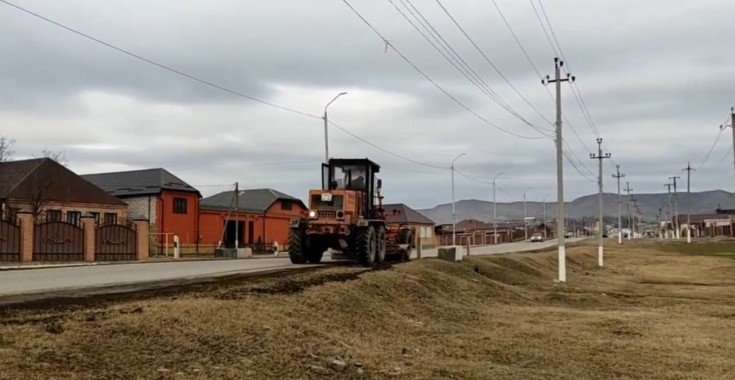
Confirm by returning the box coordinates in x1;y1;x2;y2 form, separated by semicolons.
2;241;735;379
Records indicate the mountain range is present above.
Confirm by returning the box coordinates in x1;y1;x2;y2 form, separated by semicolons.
417;190;735;225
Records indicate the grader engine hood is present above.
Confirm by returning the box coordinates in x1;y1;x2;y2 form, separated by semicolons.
306;189;361;223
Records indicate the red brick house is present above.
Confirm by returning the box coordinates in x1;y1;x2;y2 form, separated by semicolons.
199;188;306;253
82;168;201;254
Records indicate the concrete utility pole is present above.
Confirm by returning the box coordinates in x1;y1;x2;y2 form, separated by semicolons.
657;208;663;239
451;153;466;246
683;162;695;244
543;194;550;239
721;107;735;209
669;176;681;239
323;92;348;162
523;191;528;241
624;182;633;240
492;172;504;245
234;181;239;250
543;57;574;283
612;165;625;244
590;138;611;267
665;183;674;239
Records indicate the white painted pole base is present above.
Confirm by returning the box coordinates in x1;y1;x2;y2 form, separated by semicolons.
687;230;691;244
558;245;566;282
598;245;604;267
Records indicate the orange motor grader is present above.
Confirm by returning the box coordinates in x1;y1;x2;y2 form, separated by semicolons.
288;158;414;266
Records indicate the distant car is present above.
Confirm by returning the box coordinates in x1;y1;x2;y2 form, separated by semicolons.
530;233;544;242
564;232;573;238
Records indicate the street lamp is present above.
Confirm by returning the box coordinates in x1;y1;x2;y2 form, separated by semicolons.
451;153;466;246
523;187;533;241
492;172;505;245
543;194;550;239
323;92;348;162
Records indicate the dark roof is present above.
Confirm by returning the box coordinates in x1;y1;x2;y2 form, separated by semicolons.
81;168;199;197
200;188;305;213
382;203;434;225
0;158;126;206
328;158;380;173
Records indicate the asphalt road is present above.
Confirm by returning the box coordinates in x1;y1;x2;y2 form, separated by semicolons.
0;238;585;302
0;257;337;300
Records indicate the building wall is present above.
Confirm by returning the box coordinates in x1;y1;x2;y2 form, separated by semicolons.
414;223;438;247
261;200;306;247
4;199;127;221
198;199;305;252
156;190;200;245
123;196;157;224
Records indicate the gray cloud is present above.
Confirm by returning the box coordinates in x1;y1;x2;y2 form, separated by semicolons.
0;0;733;211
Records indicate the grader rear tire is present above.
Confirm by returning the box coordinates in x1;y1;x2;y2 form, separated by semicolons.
375;225;387;263
356;226;377;266
398;229;413;262
288;227;308;264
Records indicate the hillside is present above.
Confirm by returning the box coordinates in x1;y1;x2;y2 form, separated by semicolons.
418;190;735;225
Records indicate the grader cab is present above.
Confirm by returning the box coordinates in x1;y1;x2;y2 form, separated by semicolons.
288;158;414;266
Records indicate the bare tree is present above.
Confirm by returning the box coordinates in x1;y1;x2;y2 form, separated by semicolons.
28;149;70;218
0;136;15;162
37;149;69;167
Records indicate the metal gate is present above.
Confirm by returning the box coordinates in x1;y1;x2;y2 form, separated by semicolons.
0;218;21;262
95;221;137;261
34;220;84;261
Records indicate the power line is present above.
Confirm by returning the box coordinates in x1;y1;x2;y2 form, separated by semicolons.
698;128;724;170
432;0;554;127
488;0;596;172
528;0;558;57
388;0;552;137
1;0;452;172
715;145;734;168
387;0;546;137
341;0;545;140
329;120;448;170
0;0;322;120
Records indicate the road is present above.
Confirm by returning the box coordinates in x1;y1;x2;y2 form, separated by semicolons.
0;238;585;302
0;257;338;302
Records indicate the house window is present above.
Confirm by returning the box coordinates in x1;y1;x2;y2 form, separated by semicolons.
66;211;81;225
281;200;293;211
420;226;427;238
173;197;188;214
104;213;118;225
426;227;433;238
90;212;100;223
46;210;62;222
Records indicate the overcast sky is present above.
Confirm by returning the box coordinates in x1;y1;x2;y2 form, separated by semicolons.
1;0;733;208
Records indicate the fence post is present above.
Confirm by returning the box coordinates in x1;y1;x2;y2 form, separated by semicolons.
415;230;422;259
17;212;33;262
133;219;150;261
82;215;96;262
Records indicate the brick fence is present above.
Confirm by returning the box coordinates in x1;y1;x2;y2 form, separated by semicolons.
15;212;149;262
